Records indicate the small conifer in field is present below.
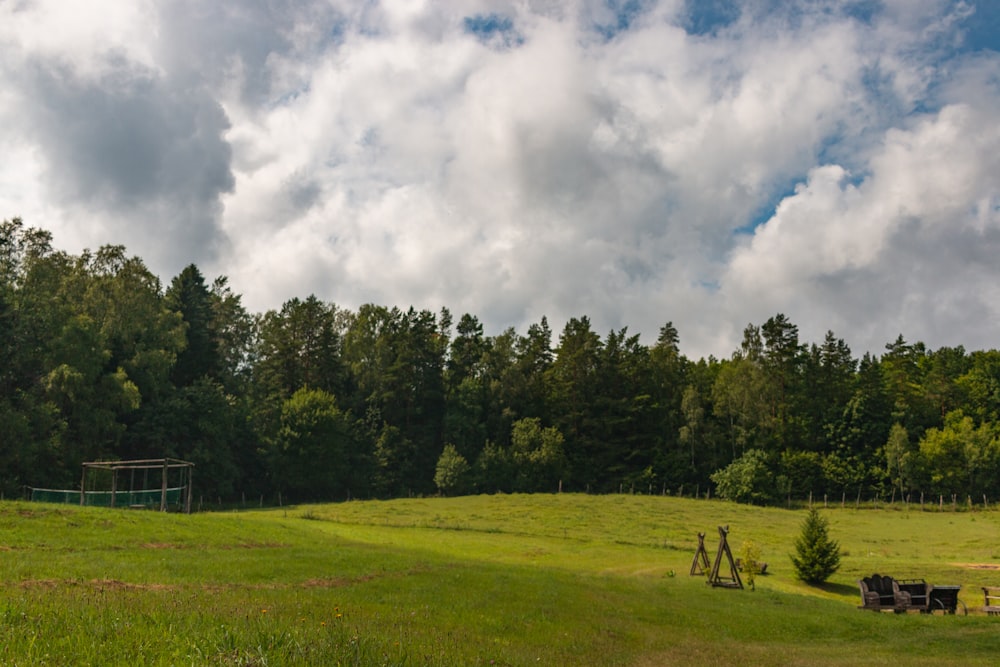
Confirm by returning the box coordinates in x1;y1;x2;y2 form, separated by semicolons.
790;508;840;584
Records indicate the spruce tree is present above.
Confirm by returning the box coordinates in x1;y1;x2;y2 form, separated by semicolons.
790;508;841;584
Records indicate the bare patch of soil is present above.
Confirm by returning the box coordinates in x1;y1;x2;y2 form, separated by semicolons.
954;562;1000;570
217;542;289;550
301;575;375;588
140;542;189;550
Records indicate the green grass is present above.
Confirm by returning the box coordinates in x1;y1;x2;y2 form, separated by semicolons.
2;495;1000;665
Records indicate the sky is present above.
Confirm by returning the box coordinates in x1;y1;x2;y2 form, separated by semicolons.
1;0;999;360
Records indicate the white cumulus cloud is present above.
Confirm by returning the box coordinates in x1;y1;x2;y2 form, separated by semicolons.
1;0;998;359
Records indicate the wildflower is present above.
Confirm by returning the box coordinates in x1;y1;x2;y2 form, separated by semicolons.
261;609;268;614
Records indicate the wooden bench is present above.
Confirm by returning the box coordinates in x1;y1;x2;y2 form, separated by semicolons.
859;574;907;612
858;574;932;613
983;587;1000;615
895;578;933;612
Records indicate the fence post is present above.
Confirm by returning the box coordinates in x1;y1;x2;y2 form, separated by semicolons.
159;459;169;512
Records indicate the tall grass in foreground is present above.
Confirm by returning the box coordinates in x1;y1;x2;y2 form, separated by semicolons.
2;495;1000;665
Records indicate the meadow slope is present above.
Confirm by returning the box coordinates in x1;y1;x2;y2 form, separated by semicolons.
2;494;1000;665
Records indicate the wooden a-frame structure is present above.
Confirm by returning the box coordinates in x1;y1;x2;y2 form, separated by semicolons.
690;532;711;576
707;525;743;589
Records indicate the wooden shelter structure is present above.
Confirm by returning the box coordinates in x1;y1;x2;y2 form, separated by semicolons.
80;458;194;513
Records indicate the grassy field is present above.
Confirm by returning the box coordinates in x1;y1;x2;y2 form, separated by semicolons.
2;494;1000;665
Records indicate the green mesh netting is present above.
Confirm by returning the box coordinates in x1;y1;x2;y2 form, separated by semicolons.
30;487;185;508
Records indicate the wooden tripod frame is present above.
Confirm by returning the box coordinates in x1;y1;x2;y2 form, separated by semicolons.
690;532;710;576
707;525;743;589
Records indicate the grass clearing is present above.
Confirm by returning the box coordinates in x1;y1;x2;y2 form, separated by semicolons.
2;495;1000;665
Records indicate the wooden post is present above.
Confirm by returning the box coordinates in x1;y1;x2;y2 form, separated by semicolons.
80;465;87;506
185;465;193;514
110;467;117;508
160;459;169;512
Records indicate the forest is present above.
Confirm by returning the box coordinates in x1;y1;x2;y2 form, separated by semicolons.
3;217;1000;505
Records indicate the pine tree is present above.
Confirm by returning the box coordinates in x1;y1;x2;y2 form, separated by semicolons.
790;508;841;584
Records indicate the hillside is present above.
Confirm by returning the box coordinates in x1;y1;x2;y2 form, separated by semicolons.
2;495;999;665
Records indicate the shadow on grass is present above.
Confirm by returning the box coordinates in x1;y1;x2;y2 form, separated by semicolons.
813;581;857;596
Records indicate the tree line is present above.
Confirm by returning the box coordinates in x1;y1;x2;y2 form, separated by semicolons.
3;218;1000;504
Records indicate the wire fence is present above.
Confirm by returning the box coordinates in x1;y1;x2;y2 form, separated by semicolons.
29;486;187;509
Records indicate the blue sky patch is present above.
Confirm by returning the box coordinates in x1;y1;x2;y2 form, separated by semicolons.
841;0;881;25
682;0;740;36
463;14;521;47
735;180;800;236
961;1;1000;53
593;0;654;40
